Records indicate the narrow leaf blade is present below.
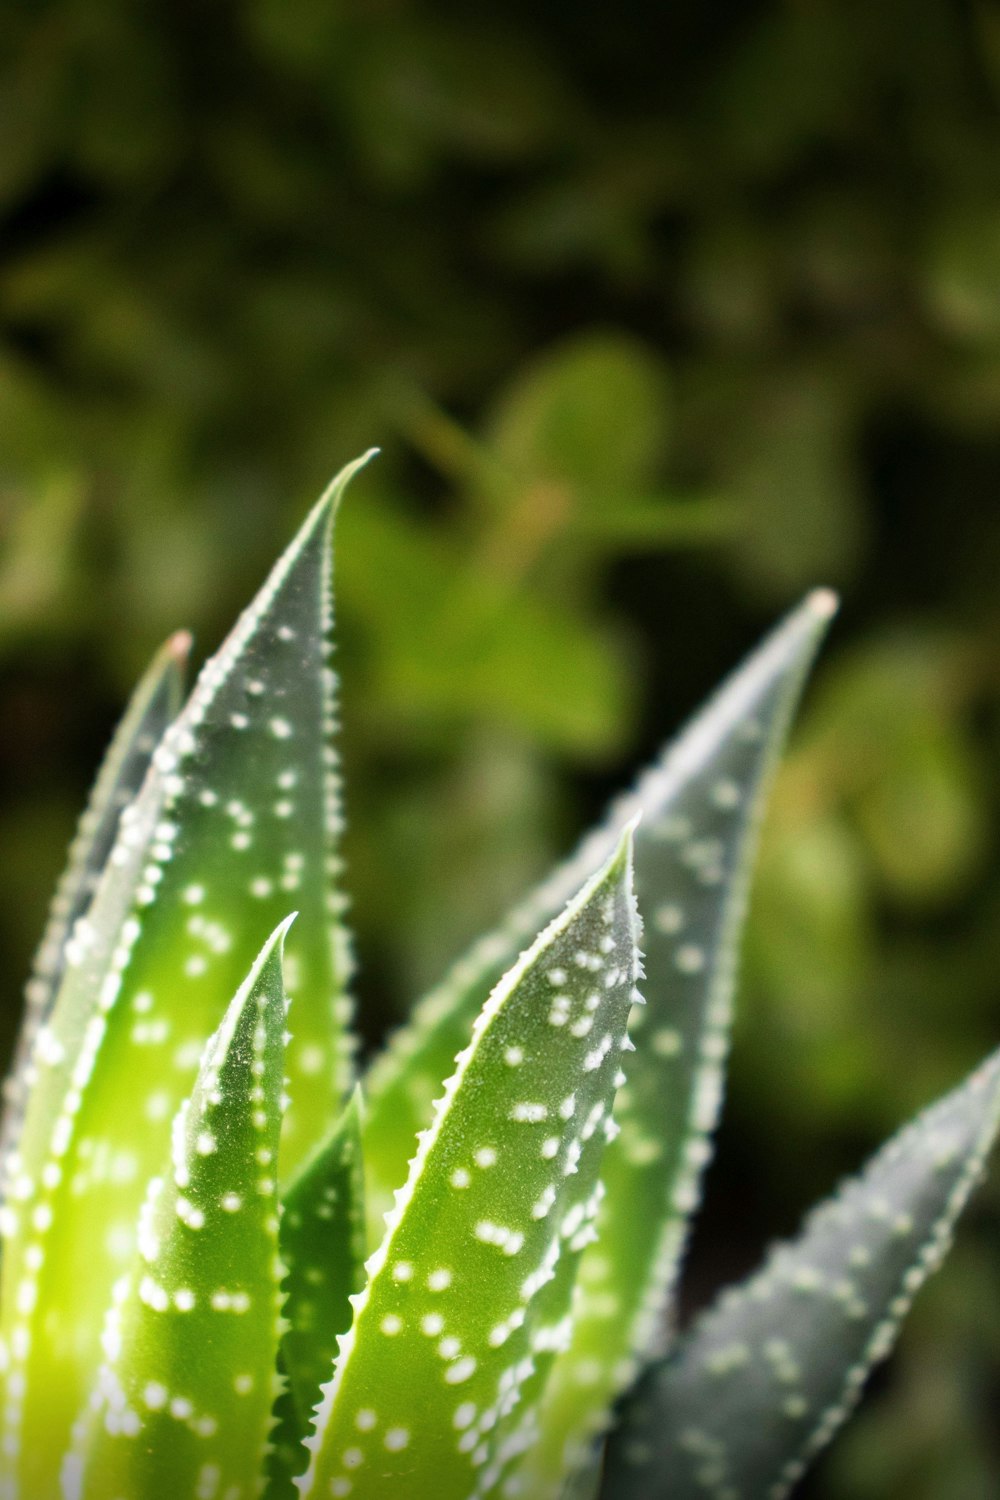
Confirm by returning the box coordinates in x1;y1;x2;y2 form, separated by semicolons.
0;630;190;1166
302;829;640;1500
601;1049;1000;1500
65;918;291;1500
271;1085;366;1486
267;1089;367;1498
525;592;837;1487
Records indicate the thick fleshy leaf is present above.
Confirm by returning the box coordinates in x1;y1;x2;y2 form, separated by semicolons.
600;1049;1000;1500
63;918;291;1500
268;1085;366;1492
0;630;190;1169
523;592;837;1490
301;828;640;1500
362;593;835;1240
360;591;835;1488
0;452;375;1496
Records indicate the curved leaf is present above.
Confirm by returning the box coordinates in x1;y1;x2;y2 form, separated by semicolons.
0;629;190;1168
601;1049;1000;1500
362;593;834;1246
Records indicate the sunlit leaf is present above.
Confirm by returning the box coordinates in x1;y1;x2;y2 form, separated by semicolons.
302;828;640;1500
0;453;375;1496
64;917;291;1500
0;629;190;1169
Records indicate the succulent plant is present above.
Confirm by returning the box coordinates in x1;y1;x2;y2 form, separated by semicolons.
0;454;996;1500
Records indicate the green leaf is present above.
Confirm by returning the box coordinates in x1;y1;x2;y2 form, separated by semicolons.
362;592;834;1252
64;916;292;1500
302;827;640;1500
600;1048;1000;1500
268;1085;366;1491
336;497;628;754
0;629;190;1167
486;331;672;499
522;593;837;1492
0;453;375;1497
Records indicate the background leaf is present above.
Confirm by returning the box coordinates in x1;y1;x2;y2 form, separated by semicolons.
361;595;832;1249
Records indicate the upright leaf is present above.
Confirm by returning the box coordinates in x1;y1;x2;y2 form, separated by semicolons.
524;592;837;1489
601;1049;1000;1500
0;630;190;1169
267;1087;367;1494
362;592;835;1243
301;828;640;1500
64;918;291;1500
359;592;835;1489
0;452;375;1496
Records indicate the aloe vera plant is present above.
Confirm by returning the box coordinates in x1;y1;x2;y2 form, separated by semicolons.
1;453;997;1500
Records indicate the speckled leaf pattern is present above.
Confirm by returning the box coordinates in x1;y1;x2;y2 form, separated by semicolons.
276;1088;366;1463
523;592;837;1492
301;828;640;1500
64;917;291;1500
359;593;834;1492
0;452;375;1498
600;1048;1000;1500
0;630;190;1170
361;594;835;1245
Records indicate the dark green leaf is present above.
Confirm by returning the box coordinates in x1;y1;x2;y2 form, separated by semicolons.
601;1049;1000;1500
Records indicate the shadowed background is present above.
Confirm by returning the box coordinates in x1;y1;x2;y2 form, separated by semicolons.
2;2;1000;1492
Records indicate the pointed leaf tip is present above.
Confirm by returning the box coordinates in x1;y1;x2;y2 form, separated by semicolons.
319;448;380;515
605;816;639;880
0;474;359;1489
304;831;638;1500
806;587;839;622
165;629;194;665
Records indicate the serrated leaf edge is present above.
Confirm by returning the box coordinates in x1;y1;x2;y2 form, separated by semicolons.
300;827;638;1493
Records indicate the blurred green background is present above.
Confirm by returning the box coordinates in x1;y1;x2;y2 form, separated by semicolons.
2;1;1000;1492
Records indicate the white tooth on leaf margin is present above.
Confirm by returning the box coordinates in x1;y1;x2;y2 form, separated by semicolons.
268;1085;367;1492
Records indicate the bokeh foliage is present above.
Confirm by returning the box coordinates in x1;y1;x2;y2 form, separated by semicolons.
1;2;1000;1494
